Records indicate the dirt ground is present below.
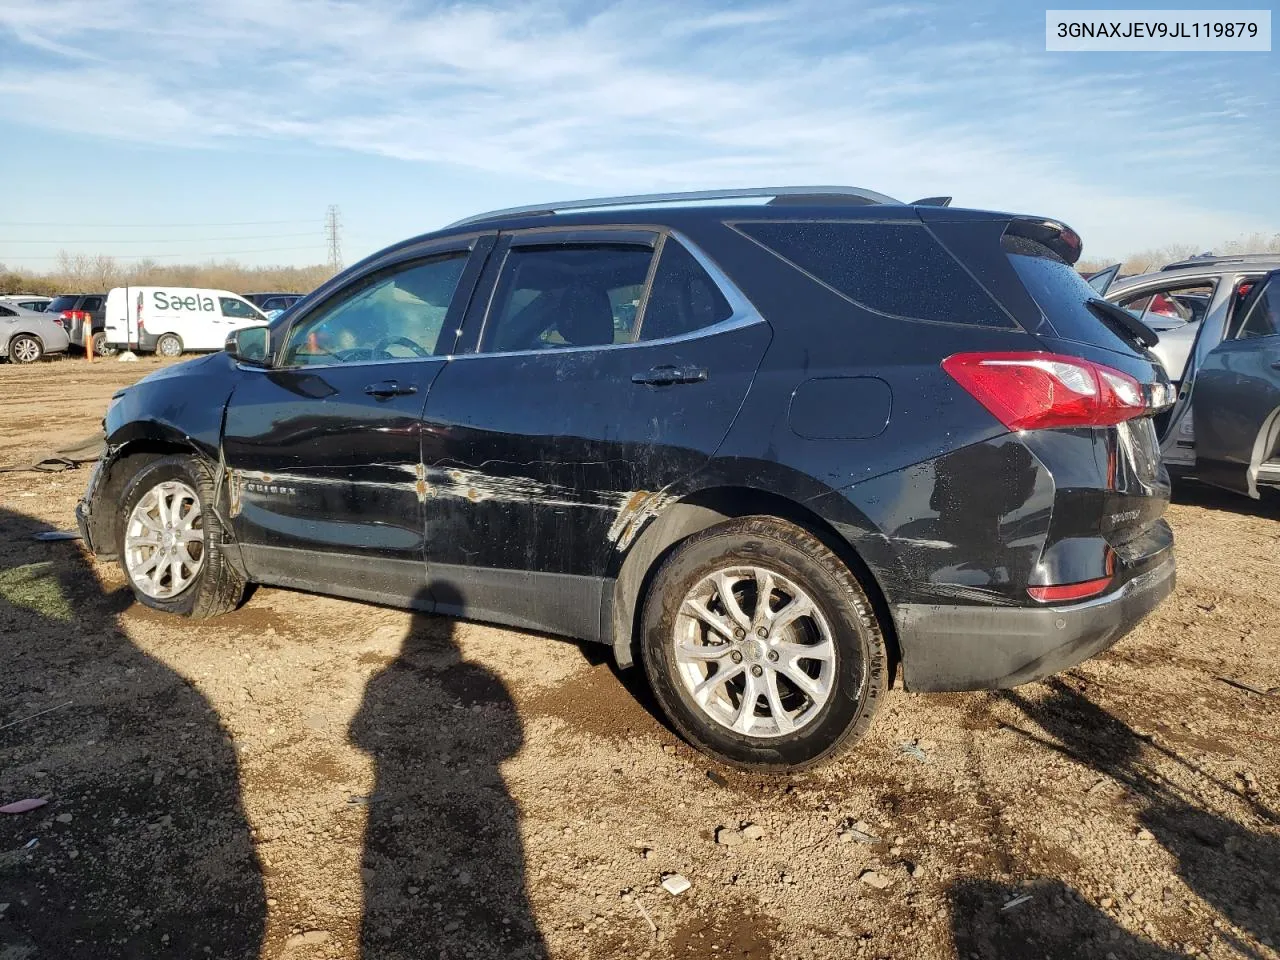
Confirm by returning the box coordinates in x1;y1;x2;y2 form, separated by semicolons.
1;355;1277;960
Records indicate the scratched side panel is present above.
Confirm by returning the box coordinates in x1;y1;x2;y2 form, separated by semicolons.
421;322;770;575
222;362;444;574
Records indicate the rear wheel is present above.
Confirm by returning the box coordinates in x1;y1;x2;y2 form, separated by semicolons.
641;516;887;771
156;334;183;358
91;331;117;357
9;334;43;364
117;455;244;617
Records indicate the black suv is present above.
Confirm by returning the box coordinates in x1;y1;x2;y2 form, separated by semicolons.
46;293;111;356
77;187;1176;770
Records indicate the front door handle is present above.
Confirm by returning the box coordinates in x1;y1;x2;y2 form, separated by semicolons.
631;365;708;386
364;380;417;398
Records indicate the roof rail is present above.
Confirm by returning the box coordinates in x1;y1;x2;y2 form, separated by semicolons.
444;185;903;229
1161;252;1280;271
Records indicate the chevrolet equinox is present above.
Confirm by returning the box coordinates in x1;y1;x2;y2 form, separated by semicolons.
77;187;1177;770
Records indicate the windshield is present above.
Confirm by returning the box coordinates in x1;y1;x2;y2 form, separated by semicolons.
1004;237;1138;355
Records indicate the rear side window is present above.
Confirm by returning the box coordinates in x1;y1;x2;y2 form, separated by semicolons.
482;244;654;352
736;220;1009;326
47;296;79;313
81;297;103;311
1004;236;1138;354
638;238;734;341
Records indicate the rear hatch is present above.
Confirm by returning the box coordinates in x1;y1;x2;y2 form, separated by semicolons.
923;209;1174;604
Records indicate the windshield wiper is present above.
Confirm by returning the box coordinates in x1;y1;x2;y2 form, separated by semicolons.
1086;297;1160;349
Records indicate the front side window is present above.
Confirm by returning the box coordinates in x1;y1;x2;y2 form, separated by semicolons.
482;244;654;352
220;297;263;320
637;238;734;341
283;253;468;366
1237;281;1280;339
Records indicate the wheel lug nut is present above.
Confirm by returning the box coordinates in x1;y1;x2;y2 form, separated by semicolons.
767;651;779;662
733;628;745;640
730;651;743;664
756;627;768;638
750;665;764;677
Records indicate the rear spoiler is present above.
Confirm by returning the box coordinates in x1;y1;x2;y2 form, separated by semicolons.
1004;216;1083;266
910;196;952;207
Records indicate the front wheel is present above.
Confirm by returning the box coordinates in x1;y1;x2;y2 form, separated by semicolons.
8;334;43;364
117;455;245;617
641;516;888;771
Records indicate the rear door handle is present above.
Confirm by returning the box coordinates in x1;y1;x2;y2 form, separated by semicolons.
631;365;708;386
364;380;417;398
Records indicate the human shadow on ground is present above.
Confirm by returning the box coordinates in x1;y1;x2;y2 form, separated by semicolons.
0;505;265;959
348;584;547;960
951;676;1278;958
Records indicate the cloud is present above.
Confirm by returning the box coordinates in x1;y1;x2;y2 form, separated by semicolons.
0;0;1274;255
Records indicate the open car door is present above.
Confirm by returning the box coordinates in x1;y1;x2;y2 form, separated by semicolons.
1086;263;1121;296
1192;269;1280;497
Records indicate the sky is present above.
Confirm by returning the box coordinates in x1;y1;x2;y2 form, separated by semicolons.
0;0;1276;271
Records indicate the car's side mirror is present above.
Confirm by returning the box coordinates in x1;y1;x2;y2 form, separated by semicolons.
225;326;271;366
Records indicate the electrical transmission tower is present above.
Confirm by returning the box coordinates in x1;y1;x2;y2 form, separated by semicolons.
325;205;343;272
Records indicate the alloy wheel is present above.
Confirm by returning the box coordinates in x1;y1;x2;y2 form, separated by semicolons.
124;480;206;599
672;565;837;738
12;337;41;363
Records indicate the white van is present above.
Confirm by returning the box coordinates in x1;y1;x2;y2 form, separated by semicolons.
103;287;268;357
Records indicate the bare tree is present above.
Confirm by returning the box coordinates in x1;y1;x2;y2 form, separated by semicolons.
91;254;119;292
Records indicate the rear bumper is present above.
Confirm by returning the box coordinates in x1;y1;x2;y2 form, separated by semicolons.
895;556;1175;692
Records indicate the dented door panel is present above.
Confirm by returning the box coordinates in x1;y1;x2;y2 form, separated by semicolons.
222;362;442;602
418;321;773;635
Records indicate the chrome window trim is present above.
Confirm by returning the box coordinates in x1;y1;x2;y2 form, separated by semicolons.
453;229;766;362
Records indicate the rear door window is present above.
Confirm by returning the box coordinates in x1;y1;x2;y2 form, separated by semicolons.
481;244;655;352
735;220;1011;327
47;296;79;313
80;297;103;312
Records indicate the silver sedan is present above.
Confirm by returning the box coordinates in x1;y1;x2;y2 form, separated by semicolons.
0;303;71;363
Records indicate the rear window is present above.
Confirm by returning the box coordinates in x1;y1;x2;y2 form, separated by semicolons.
1004;236;1138;353
47;296;79;313
735;220;1011;327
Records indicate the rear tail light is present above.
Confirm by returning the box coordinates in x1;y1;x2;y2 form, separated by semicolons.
942;352;1150;431
1027;577;1112;603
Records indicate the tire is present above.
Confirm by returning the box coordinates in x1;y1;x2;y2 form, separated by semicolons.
91;330;118;357
116;455;244;618
156;333;183;358
8;334;43;364
641;516;888;771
